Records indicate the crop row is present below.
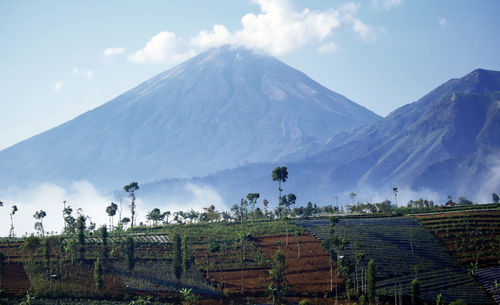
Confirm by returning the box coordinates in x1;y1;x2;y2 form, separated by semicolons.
295;217;491;304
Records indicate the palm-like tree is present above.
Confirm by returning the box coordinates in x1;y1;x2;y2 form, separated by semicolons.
9;205;18;238
33;210;47;237
272;166;288;206
123;182;139;229
106;202;118;230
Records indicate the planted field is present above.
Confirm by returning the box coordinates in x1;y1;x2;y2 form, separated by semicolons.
295;217;491;304
415;210;500;267
0;220;337;302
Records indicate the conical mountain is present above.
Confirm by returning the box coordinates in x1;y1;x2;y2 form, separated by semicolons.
0;45;380;190
142;69;500;204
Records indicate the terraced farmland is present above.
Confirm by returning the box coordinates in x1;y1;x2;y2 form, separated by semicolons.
415;210;500;266
295;217;491;304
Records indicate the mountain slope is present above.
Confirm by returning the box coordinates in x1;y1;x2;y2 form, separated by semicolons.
142;69;500;205
0;45;380;190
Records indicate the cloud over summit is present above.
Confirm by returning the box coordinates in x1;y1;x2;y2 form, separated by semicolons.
128;0;376;64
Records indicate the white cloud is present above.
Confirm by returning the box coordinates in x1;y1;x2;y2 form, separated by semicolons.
129;31;195;64
372;0;402;10
103;47;126;56
72;67;79;76
191;0;367;56
53;81;64;92
317;41;337;53
133;0;375;62
190;24;231;49
0;181;115;236
438;17;447;27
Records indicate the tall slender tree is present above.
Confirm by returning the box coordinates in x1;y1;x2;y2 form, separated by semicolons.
367;259;376;304
272;166;288;206
106;202;118;230
246;193;260;223
123;182;139;229
393;187;399;206
9;205;18;238
411;278;420;305
76;216;86;262
34;210;47;237
99;225;109;263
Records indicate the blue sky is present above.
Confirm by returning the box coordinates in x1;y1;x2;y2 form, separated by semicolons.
1;0;499;150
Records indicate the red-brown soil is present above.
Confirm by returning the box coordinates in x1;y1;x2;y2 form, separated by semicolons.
0;263;30;296
204;232;342;296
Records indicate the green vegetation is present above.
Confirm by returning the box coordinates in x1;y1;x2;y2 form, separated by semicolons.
268;249;287;305
416;210;500;266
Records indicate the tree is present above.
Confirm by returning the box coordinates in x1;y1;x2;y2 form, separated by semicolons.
121;217;131;230
163;211;171;224
272;166;288;206
367;259;376;304
436;293;445;305
106;202;118;230
94;258;103;290
411;278;420;305
63;205;76;234
99;225;109;262
124;182;139;229
9;205;18;238
492;193;499;204
125;236;135;271
282;193;296;248
295;231;302;259
268;250;288;305
33;210;47;237
393;187;399;206
263;199;269;218
349;192;357;205
246;193;260;223
146;208;163;226
173;233;182;283
76;215;86;262
458;196;473;206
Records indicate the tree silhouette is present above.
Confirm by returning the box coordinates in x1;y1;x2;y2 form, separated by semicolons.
123;182;139;229
393;187;398;206
246;193;260;223
492;193;499;204
106;202;118;230
76;216;86;262
272;166;288;207
33;210;47;237
368;259;376;304
9;205;18;238
411;278;420;305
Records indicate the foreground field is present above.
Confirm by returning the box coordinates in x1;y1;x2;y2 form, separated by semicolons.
0;209;499;304
295;217;493;304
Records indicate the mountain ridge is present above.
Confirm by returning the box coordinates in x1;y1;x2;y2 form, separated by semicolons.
0;45;381;190
141;69;500;205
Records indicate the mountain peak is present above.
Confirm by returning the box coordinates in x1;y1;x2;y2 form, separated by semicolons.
0;46;381;190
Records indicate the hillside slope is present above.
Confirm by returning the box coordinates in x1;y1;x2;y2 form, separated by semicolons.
0;46;380;190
